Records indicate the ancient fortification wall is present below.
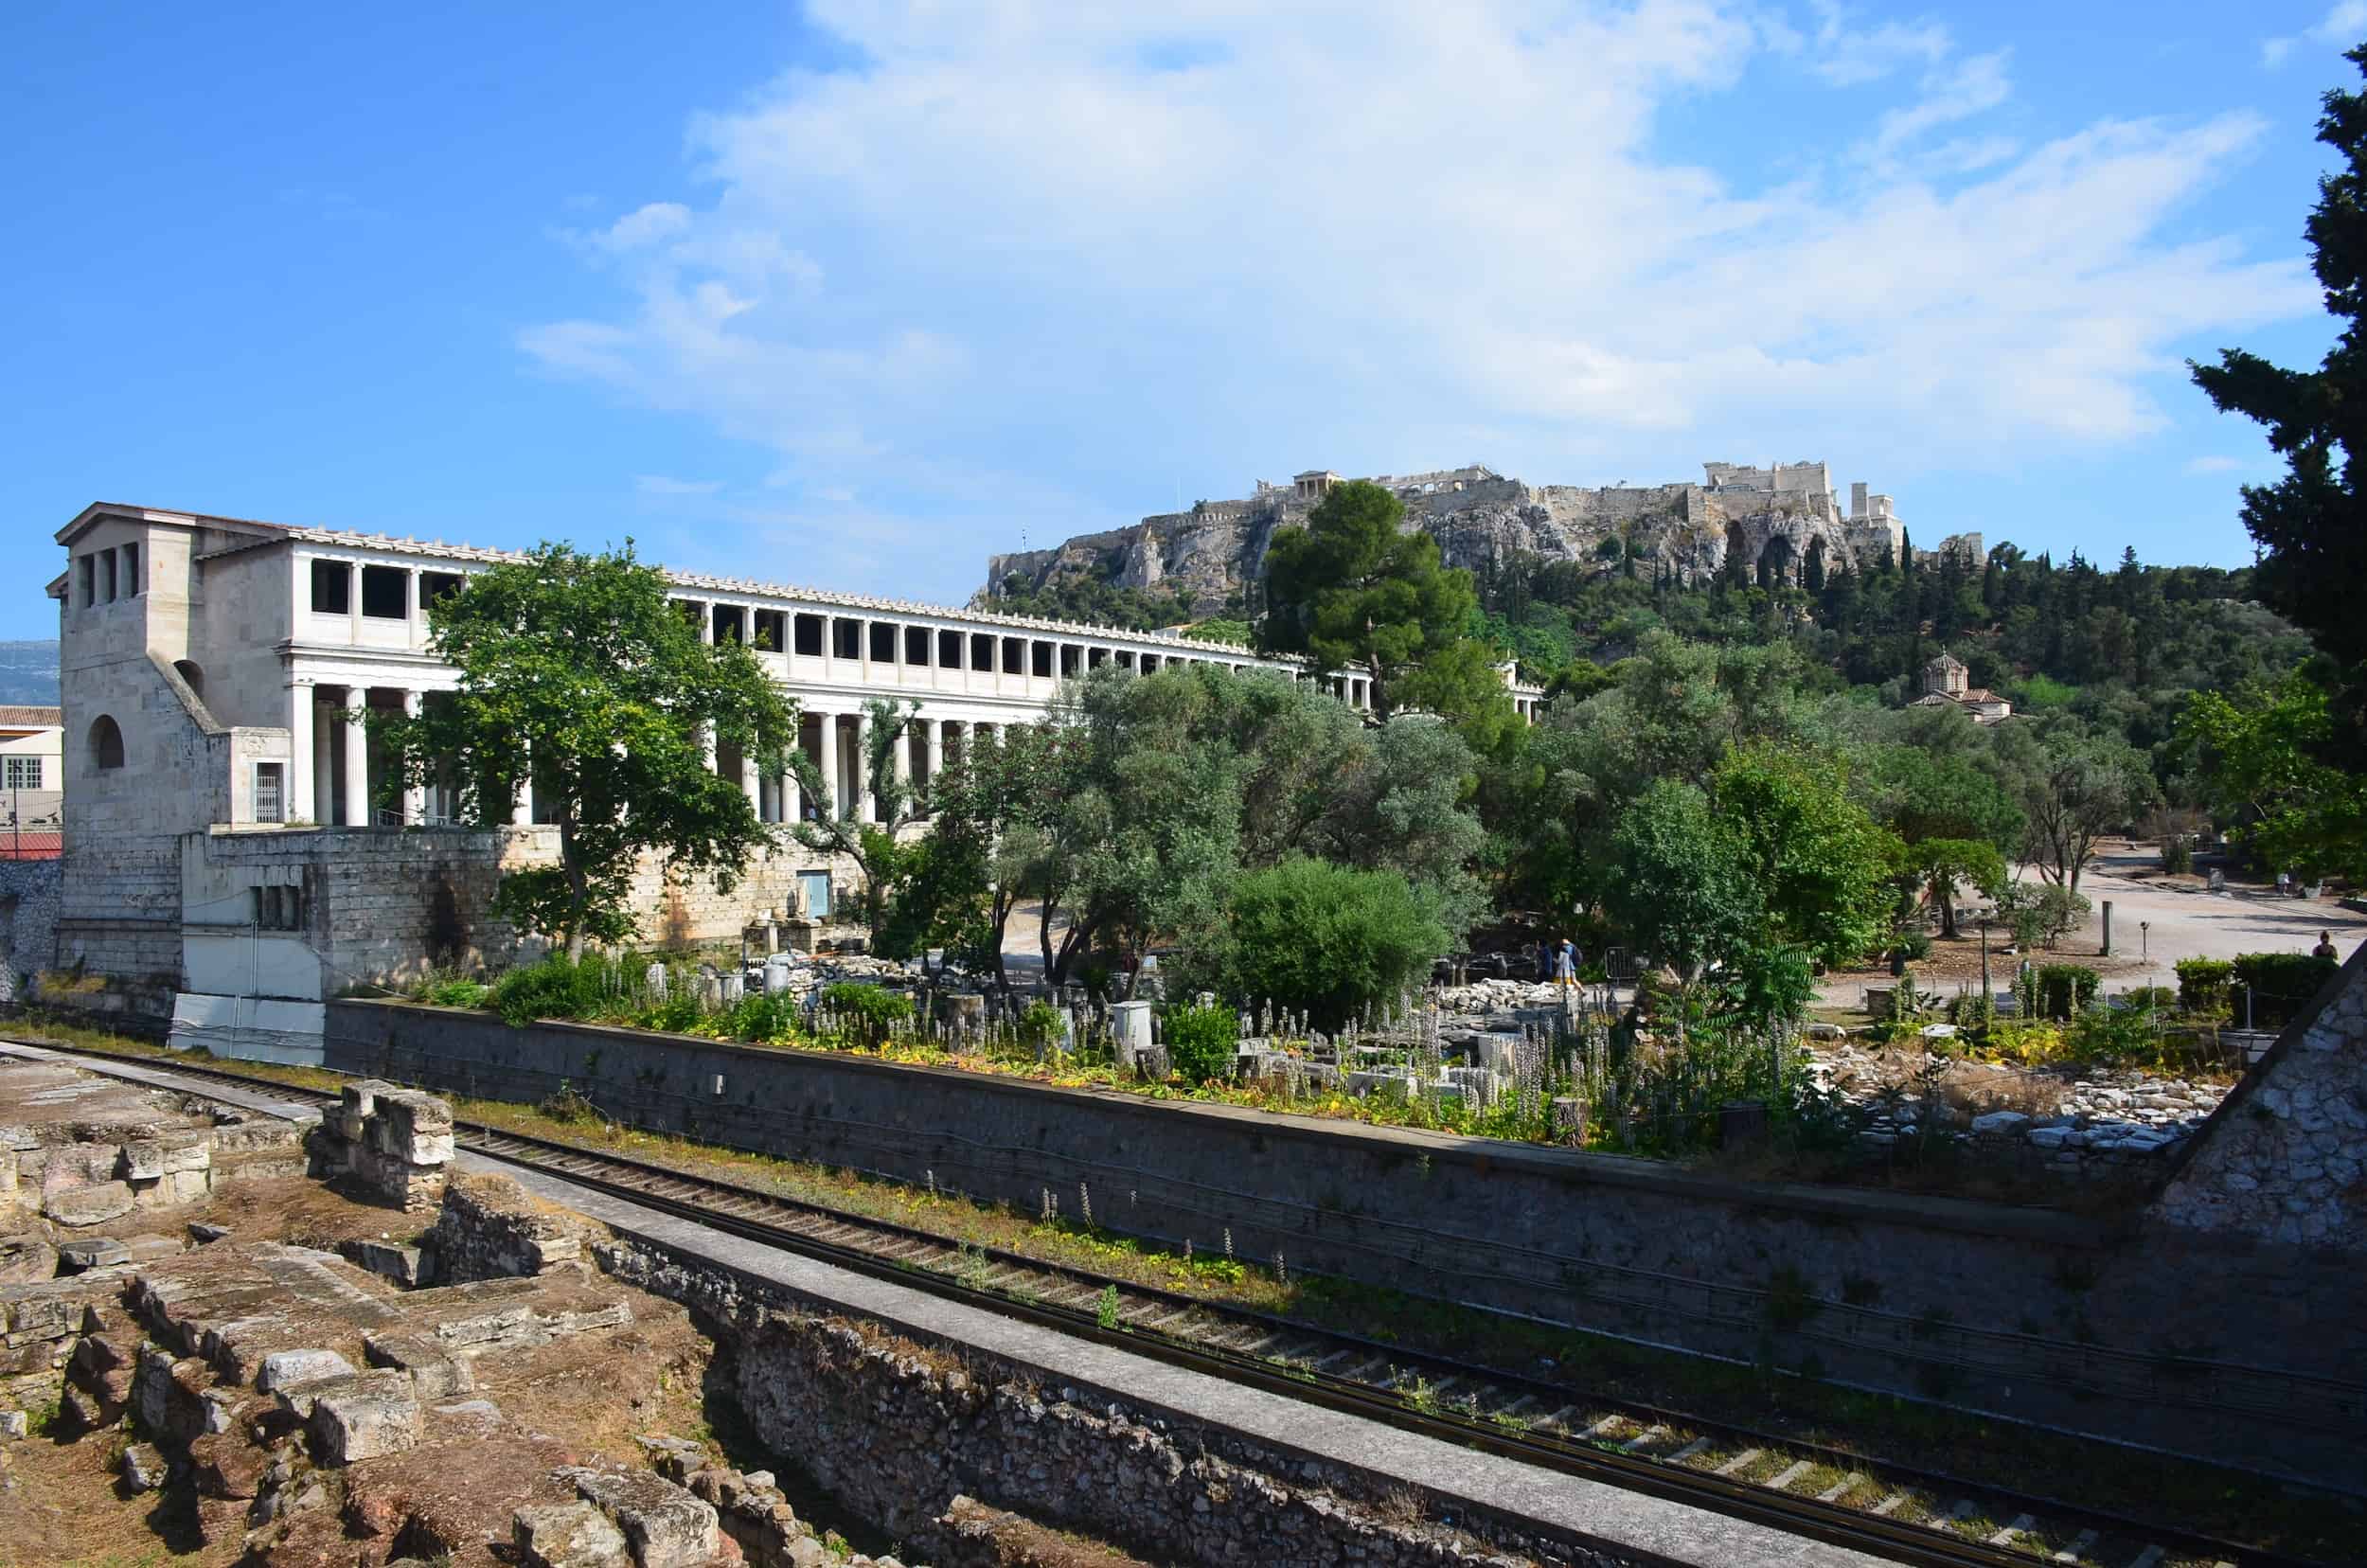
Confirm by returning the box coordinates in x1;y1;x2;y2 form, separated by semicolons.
328;1000;2367;1488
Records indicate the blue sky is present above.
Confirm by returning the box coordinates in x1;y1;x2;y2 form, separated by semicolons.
5;2;2362;639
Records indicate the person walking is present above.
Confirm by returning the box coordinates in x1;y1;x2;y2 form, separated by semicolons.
2314;930;2340;961
1556;936;1576;990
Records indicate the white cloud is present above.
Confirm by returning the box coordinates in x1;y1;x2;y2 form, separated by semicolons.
521;2;2318;596
634;474;723;496
2263;2;2367;67
2182;455;2243;474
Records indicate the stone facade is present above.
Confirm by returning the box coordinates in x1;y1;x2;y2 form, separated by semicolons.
2153;945;2367;1249
986;460;1986;604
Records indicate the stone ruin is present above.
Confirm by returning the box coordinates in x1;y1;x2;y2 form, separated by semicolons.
307;1078;455;1212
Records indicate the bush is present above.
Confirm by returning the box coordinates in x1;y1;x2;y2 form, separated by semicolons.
724;991;801;1043
1163;1003;1237;1086
1017;1000;1065;1050
1219;859;1450;1030
2174;957;2234;1014
2229;952;2340;1026
2034;964;2100;1021
2160;837;2194;876
423;978;489;1009
1894;929;1932;962
2120;986;2178;1013
819;982;915;1041
491;954;633;1026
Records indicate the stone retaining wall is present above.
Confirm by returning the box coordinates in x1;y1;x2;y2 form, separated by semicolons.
327;1000;2367;1489
598;1237;1620;1568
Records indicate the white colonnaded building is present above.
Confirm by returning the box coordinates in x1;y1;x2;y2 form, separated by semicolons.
47;502;1541;1056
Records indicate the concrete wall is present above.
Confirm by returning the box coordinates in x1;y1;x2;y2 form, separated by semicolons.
329;1000;2367;1488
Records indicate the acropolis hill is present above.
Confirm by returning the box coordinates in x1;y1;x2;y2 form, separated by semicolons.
985;460;1983;602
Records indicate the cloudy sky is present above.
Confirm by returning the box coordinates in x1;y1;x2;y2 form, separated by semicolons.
5;1;2359;633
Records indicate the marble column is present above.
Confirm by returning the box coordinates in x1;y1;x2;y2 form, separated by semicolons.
287;681;313;826
400;690;425;825
854;708;877;824
925;717;944;793
341;688;368;828
816;711;841;822
312;695;334;823
511;739;534;828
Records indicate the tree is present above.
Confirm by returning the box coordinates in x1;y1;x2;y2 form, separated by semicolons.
1906;839;2008;938
1601;779;1760;985
1258;480;1482;718
1710;745;1897;967
2179;674;2367;881
2019;733;2156;891
785;696;926;938
1219;859;1450;1029
2191;45;2367;725
376;542;797;959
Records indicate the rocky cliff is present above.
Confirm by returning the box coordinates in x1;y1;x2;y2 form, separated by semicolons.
984;463;1977;606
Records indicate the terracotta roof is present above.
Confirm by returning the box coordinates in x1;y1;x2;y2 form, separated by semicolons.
1962;688;2004;704
0;706;60;727
0;830;62;859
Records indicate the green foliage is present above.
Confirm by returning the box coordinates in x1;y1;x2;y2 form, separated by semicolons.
1188;616;1253;647
787;697;929;937
2174;957;2234;1014
1903;837;2007;938
1711;744;1896;967
819;982;915;1039
2191;46;2367;761
1600;779;1757;984
1259;479;1483;720
723;991;801;1043
371;542;796;957
1994;881;2090;949
1095;1283;1121;1329
2034;964;2101;1021
1016;1000;1064;1049
1894;929;1932;962
422;978;489;1008
1162;1002;1238;1086
984;570;1202;633
1219;858;1450;1030
2229;952;2341;1025
2180;673;2367;881
490;953;636;1026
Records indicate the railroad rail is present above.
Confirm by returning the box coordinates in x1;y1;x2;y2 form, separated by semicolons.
13;1039;2314;1568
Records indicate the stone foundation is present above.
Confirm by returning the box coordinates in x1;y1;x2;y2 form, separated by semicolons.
307;1079;454;1211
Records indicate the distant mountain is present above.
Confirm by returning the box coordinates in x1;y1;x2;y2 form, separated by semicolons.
0;642;59;705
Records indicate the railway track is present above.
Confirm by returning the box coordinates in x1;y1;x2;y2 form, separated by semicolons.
17;1040;2316;1568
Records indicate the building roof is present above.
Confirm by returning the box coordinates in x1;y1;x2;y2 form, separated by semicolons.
0;830;62;860
0;706;61;728
1924;652;1967;671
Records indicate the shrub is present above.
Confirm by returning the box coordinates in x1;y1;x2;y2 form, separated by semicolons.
1219;859;1450;1030
1894;929;1932;962
1163;1003;1237;1086
2174;957;2234;1014
819;982;915;1041
2034;964;2100;1021
423;978;489;1009
2229;952;2340;1026
2120;986;2178;1013
490;954;632;1026
2160;837;2193;876
724;991;801;1043
1017;1000;1065;1050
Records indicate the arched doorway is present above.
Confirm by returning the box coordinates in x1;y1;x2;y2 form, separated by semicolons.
173;660;205;701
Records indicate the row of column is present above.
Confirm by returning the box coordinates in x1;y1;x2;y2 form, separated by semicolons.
286;680;430;829
283;681;1012;832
